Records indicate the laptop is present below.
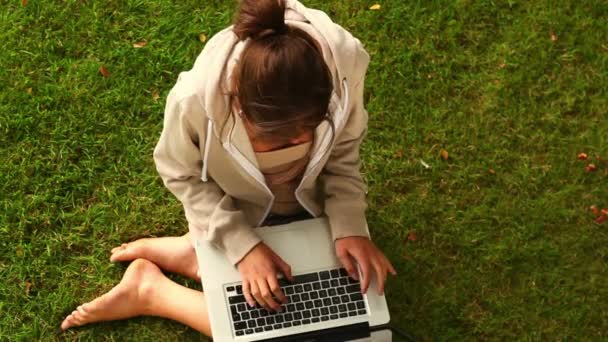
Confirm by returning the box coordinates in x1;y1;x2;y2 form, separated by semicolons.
195;217;394;341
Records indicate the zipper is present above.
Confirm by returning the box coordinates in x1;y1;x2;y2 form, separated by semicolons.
222;124;275;227
295;79;350;216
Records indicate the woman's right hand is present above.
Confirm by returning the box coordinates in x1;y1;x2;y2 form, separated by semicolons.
236;242;293;312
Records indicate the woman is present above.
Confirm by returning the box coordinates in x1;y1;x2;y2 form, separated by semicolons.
61;0;396;336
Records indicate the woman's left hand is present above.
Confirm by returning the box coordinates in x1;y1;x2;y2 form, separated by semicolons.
335;236;397;295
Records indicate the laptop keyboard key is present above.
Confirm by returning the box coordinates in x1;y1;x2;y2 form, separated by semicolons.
255;327;263;333
332;297;340;305
321;316;329;321
274;323;282;329
285;313;293;321
229;295;246;304
356;301;365;310
339;313;348;318
321;281;330;289
330;314;338;320
331;279;339;287
303;310;311;319
319;289;328;298
312;317;320;323
234;322;247;330
350;293;363;302
257;318;265;326
349;311;357;317
337;287;346;295
330;269;340;278
329;306;338;314
246;328;254;334
295;285;303;293
338;304;347;312
236;330;244;336
296;303;304;311
236;285;243;294
345;284;359;293
285;286;294;295
284;322;292;328
293;272;319;284
231;305;238;315
304;283;312;292
266;316;275;325
302;319;311;325
305;301;313;309
248;320;256;328
319;271;330;280
347;303;356;311
251;310;259;318
232;313;241;322
241;312;250;320
339;268;348;277
339;278;348;286
294;312;302;320
310;291;319;300
321;307;329;315
313;282;321;290
314;299;323;307
312;309;320;317
293;320;301;326
301;293;310;301
264;325;273;331
341;295;350;303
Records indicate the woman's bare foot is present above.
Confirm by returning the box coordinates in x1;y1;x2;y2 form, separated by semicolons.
110;233;199;280
61;259;164;331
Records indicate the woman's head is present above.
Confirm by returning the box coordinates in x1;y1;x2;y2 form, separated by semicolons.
230;0;333;149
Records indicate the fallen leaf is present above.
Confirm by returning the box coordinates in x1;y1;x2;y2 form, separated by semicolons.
198;33;207;43
440;149;449;160
586;163;597;172
488;169;496;174
406;230;417;242
21;0;28;6
595;215;607;224
602;209;608;216
370;3;381;10
99;66;109;78
394;149;404;158
25;281;33;295
133;41;147;48
16;246;24;257
420;159;431;169
550;32;558;42
498;62;506;69
26;87;32;95
590;205;600;217
577;152;588;160
152;89;160;101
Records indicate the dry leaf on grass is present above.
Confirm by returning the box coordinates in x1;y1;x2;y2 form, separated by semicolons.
550;32;558;42
22;0;28;6
586;163;597;172
595;215;607;224
152;89;160;102
99;66;109;78
406;230;417;242
26;87;32;95
25;281;33;295
488;169;496;174
590;205;600;217
394;149;404;158
577;152;588;160
440;149;449;160
199;33;207;43
370;4;381;10
133;41;147;48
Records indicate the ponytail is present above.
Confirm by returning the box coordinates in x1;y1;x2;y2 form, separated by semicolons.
233;0;287;40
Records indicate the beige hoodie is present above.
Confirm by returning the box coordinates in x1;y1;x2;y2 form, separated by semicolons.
153;0;371;265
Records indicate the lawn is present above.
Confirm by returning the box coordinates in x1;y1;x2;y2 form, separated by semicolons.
1;0;607;340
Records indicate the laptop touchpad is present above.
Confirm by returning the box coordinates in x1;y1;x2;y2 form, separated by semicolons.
262;230;316;271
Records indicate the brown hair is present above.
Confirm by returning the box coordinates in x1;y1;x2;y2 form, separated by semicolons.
229;0;333;144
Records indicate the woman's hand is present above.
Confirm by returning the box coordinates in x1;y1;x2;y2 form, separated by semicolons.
335;236;396;295
236;242;293;312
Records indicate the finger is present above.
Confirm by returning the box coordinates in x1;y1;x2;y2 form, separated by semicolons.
242;280;256;308
337;251;358;281
274;255;293;282
267;275;287;307
387;258;397;276
250;280;268;309
356;255;371;294
372;259;386;295
257;278;281;312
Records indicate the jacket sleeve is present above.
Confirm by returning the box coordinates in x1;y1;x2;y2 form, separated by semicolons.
153;88;262;265
320;78;371;241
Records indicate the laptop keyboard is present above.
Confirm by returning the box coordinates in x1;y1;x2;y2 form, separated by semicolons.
226;268;367;337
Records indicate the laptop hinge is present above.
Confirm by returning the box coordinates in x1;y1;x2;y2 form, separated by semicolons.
255;322;370;342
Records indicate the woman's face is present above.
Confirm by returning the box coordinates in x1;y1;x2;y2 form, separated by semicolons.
242;118;314;153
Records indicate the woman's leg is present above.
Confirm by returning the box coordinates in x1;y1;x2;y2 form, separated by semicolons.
61;259;211;336
110;233;199;280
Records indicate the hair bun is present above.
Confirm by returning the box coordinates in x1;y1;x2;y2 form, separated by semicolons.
233;0;287;40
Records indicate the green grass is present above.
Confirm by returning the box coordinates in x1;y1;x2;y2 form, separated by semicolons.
1;0;607;340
